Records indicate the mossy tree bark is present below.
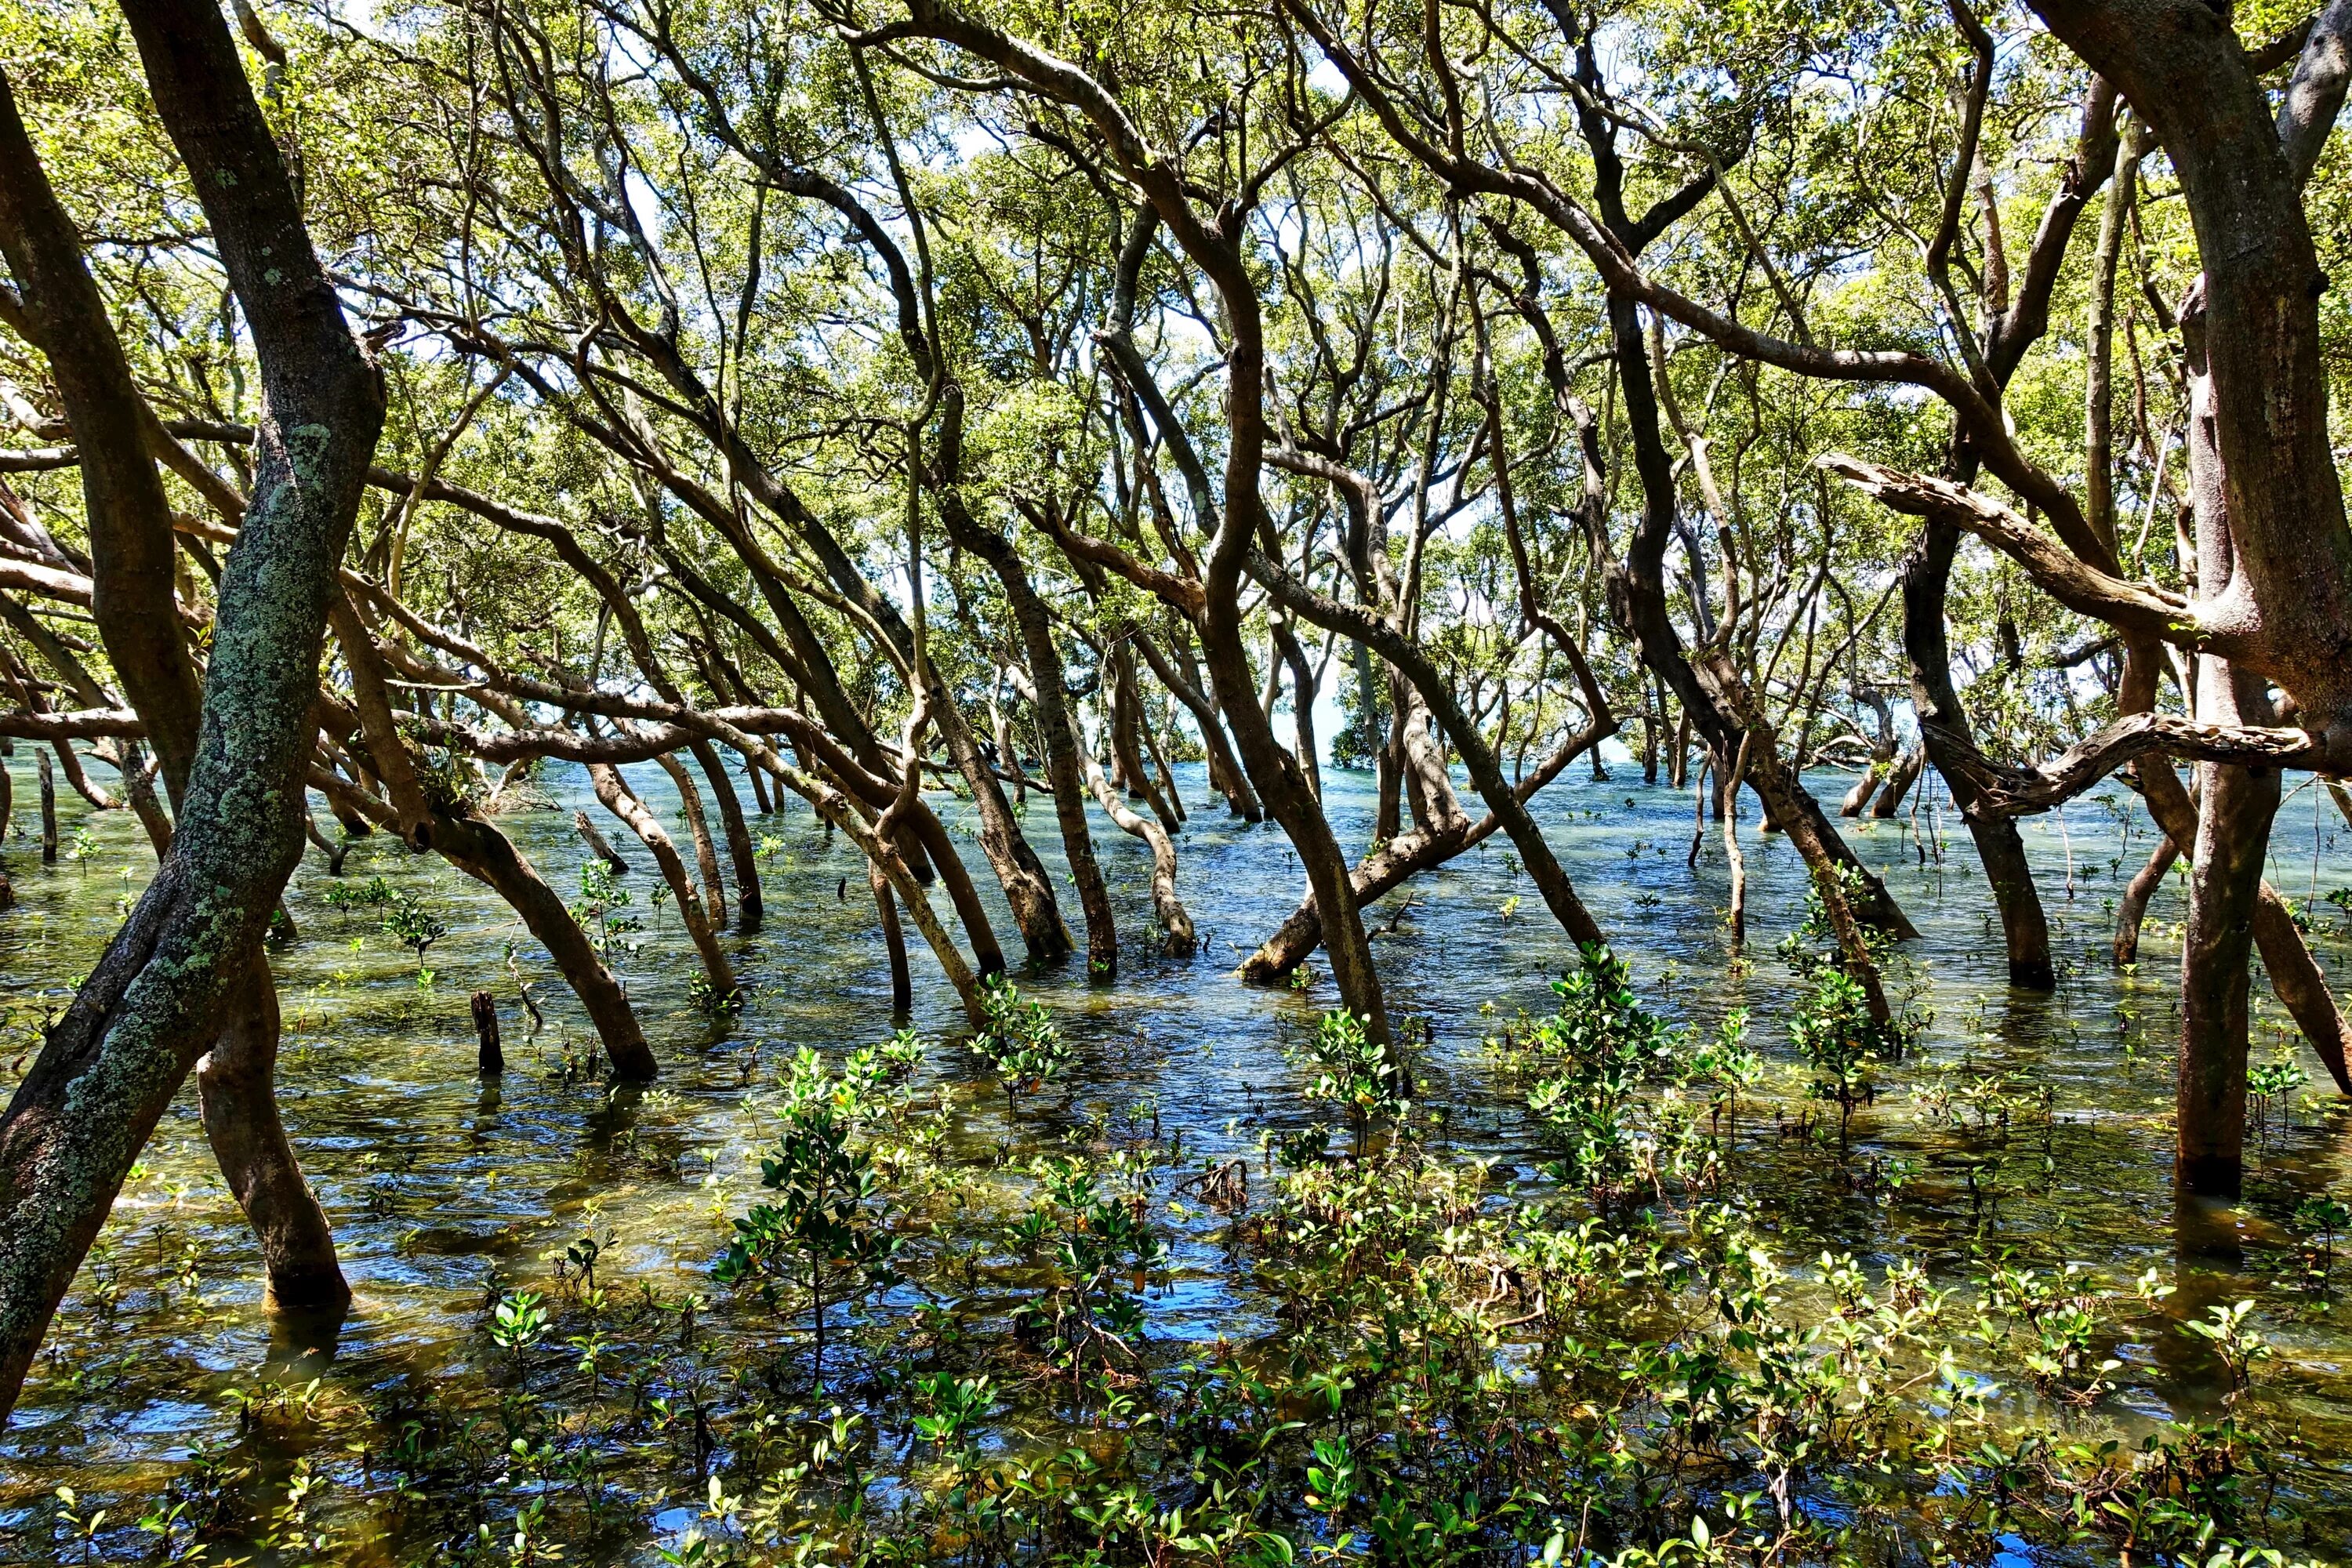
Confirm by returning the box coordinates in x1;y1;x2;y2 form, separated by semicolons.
0;0;385;1420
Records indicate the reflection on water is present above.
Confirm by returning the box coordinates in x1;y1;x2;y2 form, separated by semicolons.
5;750;2352;1556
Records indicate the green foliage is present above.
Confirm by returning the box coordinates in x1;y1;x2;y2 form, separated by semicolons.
379;894;448;973
323;874;398;912
1522;944;1686;1204
1296;1008;1403;1159
1790;961;1918;1139
715;1047;902;1386
967;975;1071;1105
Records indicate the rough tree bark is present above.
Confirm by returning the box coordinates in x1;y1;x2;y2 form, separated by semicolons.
0;64;350;1306
0;0;385;1419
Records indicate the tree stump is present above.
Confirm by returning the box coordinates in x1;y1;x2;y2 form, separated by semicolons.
574;809;628;875
37;748;56;865
472;990;503;1076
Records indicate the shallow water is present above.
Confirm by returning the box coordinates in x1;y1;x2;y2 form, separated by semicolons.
5;746;2352;1560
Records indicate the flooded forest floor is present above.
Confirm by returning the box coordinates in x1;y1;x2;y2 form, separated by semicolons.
5;755;2352;1565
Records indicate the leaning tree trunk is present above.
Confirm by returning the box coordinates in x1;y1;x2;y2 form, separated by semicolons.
1083;745;1194;955
436;815;657;1080
691;738;760;931
1901;517;2055;985
654;750;727;930
1871;747;1925;818
1603;289;1915;939
949;506;1120;975
0;61;348;1306
196;959;347;1308
589;764;736;1002
2114;833;2178;965
0;0;385;1421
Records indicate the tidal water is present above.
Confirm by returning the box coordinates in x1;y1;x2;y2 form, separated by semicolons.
4;746;2352;1559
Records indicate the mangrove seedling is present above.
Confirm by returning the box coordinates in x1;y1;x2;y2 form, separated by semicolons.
714;1047;899;1387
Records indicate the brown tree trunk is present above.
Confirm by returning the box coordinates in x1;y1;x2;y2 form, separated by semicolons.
1871;748;1925;818
1705;652;1891;1022
0;0;386;1421
691;739;761;931
1110;639;1181;834
1083;745;1194;955
575;808;628;874
1135;627;1261;821
436;815;656;1080
869;858;912;1016
654;750;726;930
2114;834;2177;965
2179;754;2275;1196
1839;771;1881;817
949;506;1118;975
196;959;347;1308
471;989;503;1076
589;764;735;1000
36;747;54;864
1;70;353;1322
1901;517;2053;985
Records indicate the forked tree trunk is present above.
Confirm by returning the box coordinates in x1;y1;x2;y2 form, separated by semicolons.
0;0;386;1421
0;65;354;1317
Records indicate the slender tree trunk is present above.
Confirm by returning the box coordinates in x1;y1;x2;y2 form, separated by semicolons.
1110;640;1180;834
1136;628;1261;821
933;691;1073;964
437;815;655;1078
1202;590;1389;1038
1270;612;1321;802
575;808;628;874
654;750;726;930
1705;652;1890;1022
1640;679;1659;784
1901;517;2053;985
589;764;735;1000
692;739;761;931
745;753;774;815
2114;834;2177;965
1083;747;1195;955
196;959;347;1308
1724;734;1752;949
1377;689;1406;844
869;858;912;1017
36;747;54;864
950;509;1119;975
